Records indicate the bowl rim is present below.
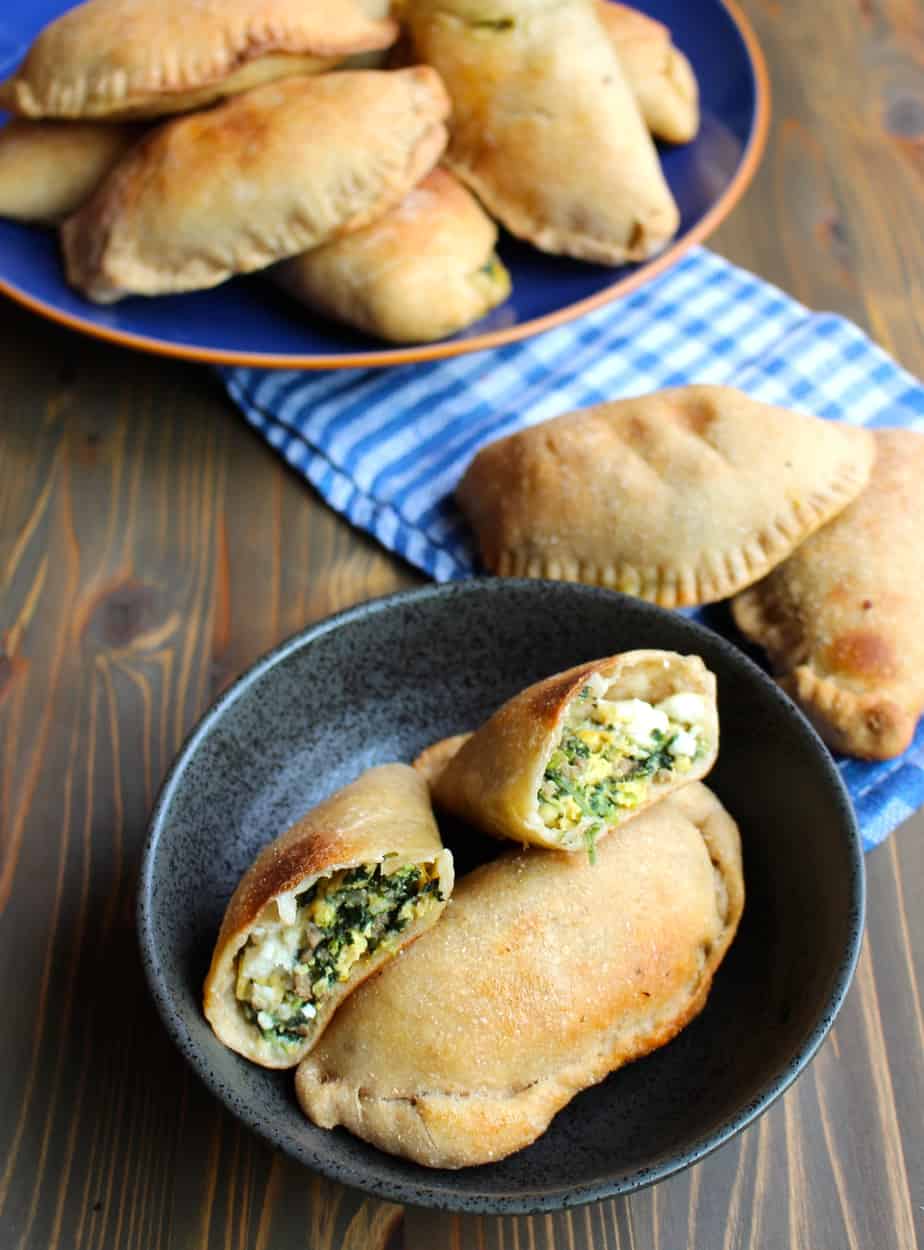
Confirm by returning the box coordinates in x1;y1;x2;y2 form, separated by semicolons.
137;580;865;1214
0;0;770;370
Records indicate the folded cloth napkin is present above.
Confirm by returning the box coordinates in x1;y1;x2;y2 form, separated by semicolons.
221;246;924;852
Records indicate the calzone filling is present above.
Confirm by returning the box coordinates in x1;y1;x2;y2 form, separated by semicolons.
538;675;708;855
235;862;444;1053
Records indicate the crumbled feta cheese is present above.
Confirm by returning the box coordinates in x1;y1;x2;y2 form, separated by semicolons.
250;980;283;1011
275;891;298;925
301;1003;317;1020
656;692;706;726
257;1011;274;1031
668;728;699;757
239;927;300;982
608;699;670;747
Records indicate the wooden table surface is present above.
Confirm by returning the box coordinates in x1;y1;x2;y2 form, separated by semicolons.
2;2;923;1247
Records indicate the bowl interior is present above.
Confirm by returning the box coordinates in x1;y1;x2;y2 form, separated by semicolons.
139;581;863;1213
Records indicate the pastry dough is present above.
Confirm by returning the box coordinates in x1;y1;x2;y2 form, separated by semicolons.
0;0;398;120
597;2;699;143
413;732;472;786
733;429;924;759
401;0;679;264
60;69;450;303
204;764;454;1069
274;168;511;343
296;781;744;1168
0;118;141;223
457;386;876;607
431;650;718;852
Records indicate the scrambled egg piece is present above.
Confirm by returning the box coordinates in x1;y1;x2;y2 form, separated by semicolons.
537;682;707;851
235;861;442;1050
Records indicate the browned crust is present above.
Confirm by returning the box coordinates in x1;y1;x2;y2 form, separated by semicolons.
0;118;144;222
402;0;679;265
412;732;472;787
431;650;718;850
456;386;876;607
732;429;924;760
60;69;451;302
202;763;453;1068
596;1;699;143
295;782;744;1168
0;0;398;120
273;167;511;344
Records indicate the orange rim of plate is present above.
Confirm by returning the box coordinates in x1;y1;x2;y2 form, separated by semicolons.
0;0;771;371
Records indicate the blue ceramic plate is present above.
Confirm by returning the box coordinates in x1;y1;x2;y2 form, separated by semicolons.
0;0;769;368
138;582;864;1214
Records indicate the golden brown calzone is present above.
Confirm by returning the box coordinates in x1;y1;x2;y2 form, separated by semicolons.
401;0;679;264
457;386;876;607
60;69;450;303
430;650;718;853
733;428;924;759
0;0;397;120
274;168;511;343
203;764;454;1069
597;2;699;143
0;118;142;223
296;781;744;1168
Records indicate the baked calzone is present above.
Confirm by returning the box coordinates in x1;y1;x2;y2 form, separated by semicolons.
401;0;679;264
0;0;397;120
457;386;876;607
0;119;142;223
430;650;718;854
296;781;744;1168
204;764;454;1069
733;428;924;759
61;69;450;302
274;167;511;343
598;2;699;143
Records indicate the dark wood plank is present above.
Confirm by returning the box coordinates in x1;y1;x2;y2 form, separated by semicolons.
2;0;924;1246
0;314;409;1250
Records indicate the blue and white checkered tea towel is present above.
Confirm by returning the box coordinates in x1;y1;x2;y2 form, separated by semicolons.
221;246;924;852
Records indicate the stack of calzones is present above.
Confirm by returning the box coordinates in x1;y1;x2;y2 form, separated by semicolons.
205;649;744;1168
0;0;700;343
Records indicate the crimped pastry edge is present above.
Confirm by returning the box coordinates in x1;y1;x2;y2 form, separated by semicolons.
444;156;676;265
296;785;745;1168
0;13;398;119
781;666;914;760
486;465;873;607
734;583;915;760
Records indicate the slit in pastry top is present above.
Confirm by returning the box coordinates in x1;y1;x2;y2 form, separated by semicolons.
430;650;719;853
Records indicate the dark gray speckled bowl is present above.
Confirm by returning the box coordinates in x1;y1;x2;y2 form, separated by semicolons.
137;580;865;1214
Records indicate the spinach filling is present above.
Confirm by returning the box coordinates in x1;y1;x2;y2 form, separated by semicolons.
537;686;707;852
237;862;443;1049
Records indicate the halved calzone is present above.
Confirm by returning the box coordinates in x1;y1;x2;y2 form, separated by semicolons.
430;650;718;854
0;119;141;223
203;764;454;1069
597;2;699;143
61;69;450;303
457;386;876;607
733;429;924;759
274;167;511;343
0;0;398;120
401;0;679;264
296;781;744;1168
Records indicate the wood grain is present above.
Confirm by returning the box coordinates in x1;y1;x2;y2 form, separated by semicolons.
1;1;923;1248
0;320;413;1250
